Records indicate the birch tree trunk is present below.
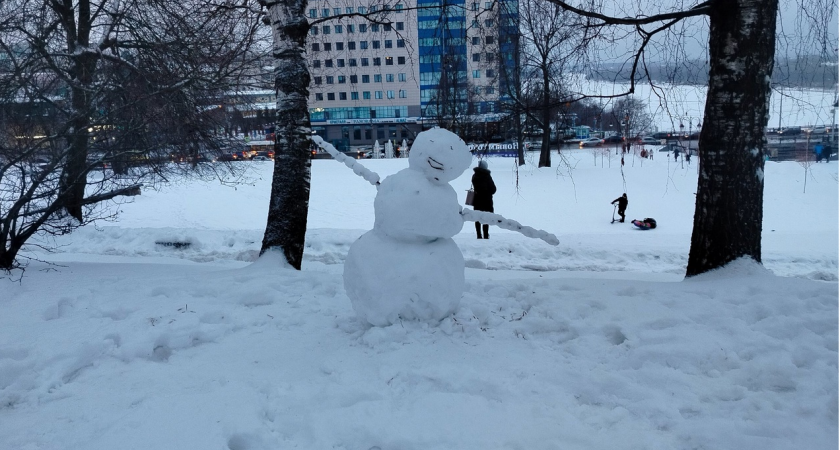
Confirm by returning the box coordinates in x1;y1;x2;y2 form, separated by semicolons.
686;0;778;276
260;0;313;270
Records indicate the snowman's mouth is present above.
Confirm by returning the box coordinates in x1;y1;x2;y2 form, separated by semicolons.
427;157;444;171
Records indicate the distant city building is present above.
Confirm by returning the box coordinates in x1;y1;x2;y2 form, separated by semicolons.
305;0;519;149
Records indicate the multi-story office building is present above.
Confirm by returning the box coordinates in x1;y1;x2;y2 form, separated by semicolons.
306;0;518;148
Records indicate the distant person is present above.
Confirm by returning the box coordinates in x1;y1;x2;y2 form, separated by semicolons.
611;193;628;223
471;160;496;239
673;147;679;162
685;150;692;164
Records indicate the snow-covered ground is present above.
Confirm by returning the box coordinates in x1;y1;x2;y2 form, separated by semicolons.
2;148;837;450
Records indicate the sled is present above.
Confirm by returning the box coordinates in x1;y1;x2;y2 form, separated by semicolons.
631;218;657;230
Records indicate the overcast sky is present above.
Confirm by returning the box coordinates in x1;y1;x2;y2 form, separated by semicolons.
588;0;839;61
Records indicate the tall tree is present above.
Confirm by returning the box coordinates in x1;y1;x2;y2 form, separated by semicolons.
259;0;313;270
0;0;264;272
542;0;798;276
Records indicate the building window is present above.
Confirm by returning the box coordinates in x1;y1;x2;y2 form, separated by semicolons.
373;57;381;66
486;69;495;77
384;23;392;31
358;6;366;14
486;52;495;61
339;92;347;100
338;75;346;83
314;76;322;85
310;27;319;36
348;41;356;50
361;57;369;66
486;36;495;44
399;90;406;98
472;53;480;62
371;24;379;32
337;59;345;67
372;40;380;49
386;74;394;82
484;19;494;27
345;6;353;13
395;3;403;11
333;7;340;15
362;74;370;83
396;22;404;30
363;91;371;99
336;42;344;50
385;40;392;48
324;42;332;51
349;58;357;67
351;91;359;100
311;43;320;51
397;39;405;48
325;59;333;68
350;74;358;83
472;36;480;45
322;8;329;17
472;70;480;78
375;91;383;99
335;25;343;33
359;23;367;32
347;24;355;33
327;92;335;100
485;86;494;94
471;2;478;10
387;90;394;99
385;57;394;65
397;56;405;64
309;8;317;18
485;1;492;9
326;76;334;84
360;41;368;49
374;74;382;82
323;25;330;34
315;93;323;100
471;19;479;28
398;73;406;82
312;60;321;68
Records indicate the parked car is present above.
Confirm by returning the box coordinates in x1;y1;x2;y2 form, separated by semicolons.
638;136;661;145
805;126;828;135
651;131;676;140
777;127;801;136
602;135;624;144
579;137;603;148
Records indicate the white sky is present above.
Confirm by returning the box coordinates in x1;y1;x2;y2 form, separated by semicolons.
2;147;837;449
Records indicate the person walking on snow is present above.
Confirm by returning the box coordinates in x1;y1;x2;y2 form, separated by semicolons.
611;193;628;223
471;160;497;239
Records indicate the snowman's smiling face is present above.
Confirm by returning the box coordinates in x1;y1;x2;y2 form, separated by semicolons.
408;128;472;184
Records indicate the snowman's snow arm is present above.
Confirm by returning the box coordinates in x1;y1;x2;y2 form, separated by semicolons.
461;209;559;246
312;135;381;186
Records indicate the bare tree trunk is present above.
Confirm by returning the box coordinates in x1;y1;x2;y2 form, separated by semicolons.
686;0;778;277
538;69;552;167
59;0;97;222
260;0;312;270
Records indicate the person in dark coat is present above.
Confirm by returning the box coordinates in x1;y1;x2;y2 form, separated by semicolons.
611;193;628;223
471;160;496;239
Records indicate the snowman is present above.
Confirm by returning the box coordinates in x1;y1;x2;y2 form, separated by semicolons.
313;128;558;327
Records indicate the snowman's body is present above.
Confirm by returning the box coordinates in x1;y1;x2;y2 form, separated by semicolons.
343;129;472;326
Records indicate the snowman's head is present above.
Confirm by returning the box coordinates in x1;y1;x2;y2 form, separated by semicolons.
408;128;472;184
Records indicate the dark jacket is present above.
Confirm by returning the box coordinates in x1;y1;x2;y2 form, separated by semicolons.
471;167;496;212
612;195;628;211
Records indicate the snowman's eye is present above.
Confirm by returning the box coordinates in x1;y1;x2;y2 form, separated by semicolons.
427;157;444;170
